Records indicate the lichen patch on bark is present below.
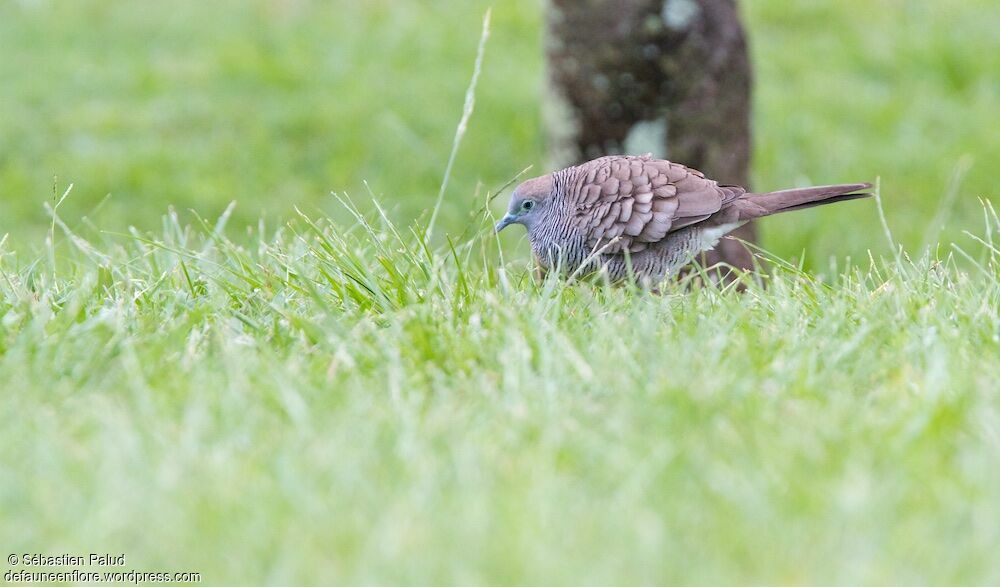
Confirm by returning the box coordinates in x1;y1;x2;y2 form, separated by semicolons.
623;119;669;159
661;0;700;31
543;82;583;169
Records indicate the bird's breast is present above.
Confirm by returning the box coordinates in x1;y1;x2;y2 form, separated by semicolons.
528;223;588;274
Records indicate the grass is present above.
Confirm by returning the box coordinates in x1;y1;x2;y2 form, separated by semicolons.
2;197;999;584
2;0;1000;584
1;0;998;261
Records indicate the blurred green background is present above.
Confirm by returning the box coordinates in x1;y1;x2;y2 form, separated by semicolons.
0;0;998;264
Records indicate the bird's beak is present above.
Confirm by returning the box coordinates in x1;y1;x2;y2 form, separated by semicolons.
494;214;516;234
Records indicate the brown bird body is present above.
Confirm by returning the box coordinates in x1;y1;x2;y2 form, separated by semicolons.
495;155;871;286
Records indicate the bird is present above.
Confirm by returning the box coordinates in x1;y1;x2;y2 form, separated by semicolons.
494;154;871;286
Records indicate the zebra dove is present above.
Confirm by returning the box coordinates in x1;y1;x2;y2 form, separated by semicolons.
495;155;871;285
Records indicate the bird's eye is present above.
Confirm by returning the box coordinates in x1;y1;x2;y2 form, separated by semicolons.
521;200;535;211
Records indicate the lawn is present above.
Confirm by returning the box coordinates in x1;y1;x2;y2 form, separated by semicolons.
2;0;999;585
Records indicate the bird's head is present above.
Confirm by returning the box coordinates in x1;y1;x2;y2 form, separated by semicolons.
495;174;554;234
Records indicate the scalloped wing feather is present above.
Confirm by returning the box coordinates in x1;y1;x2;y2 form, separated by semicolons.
568;155;744;254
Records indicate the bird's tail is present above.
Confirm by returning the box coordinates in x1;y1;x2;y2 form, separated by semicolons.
735;183;872;220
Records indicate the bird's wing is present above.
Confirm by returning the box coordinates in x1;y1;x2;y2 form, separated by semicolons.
567;155;745;254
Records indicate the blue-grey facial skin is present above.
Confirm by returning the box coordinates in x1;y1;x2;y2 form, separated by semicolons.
494;196;543;233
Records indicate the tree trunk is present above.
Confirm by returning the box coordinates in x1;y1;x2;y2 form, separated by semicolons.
545;0;756;274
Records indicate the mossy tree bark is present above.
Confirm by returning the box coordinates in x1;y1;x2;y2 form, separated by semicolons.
545;0;756;273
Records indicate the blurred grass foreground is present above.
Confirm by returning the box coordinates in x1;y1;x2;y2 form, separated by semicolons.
1;0;1000;585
